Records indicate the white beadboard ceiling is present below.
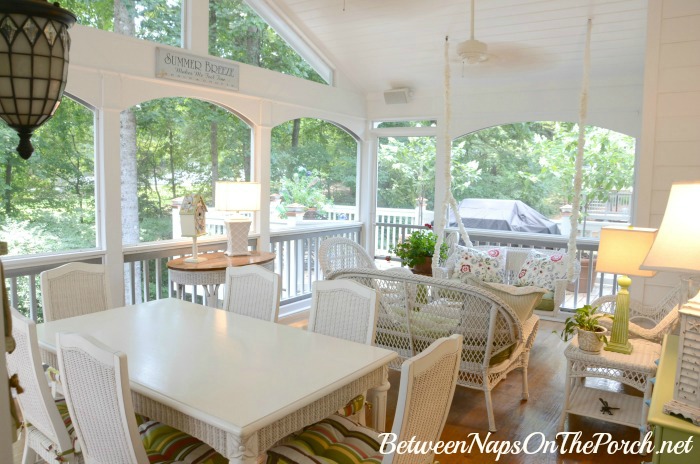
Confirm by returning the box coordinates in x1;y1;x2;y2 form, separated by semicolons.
265;0;648;97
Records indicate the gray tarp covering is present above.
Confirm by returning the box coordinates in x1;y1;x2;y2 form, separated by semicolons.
448;199;561;234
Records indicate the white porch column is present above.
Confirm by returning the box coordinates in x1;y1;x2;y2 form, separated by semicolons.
359;126;377;255
254;105;272;251
98;107;126;307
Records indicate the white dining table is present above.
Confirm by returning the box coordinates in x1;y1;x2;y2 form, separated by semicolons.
36;298;398;464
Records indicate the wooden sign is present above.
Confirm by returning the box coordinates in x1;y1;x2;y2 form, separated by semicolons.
156;48;239;91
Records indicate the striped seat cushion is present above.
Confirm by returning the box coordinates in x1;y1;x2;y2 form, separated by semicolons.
266;414;382;464
136;415;228;464
340;394;365;417
55;398;79;453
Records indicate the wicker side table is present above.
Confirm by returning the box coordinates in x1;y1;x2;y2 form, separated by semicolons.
167;251;275;308
560;336;661;441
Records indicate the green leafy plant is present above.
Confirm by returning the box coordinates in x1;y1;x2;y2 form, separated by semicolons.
389;225;448;268
559;304;612;343
278;167;332;218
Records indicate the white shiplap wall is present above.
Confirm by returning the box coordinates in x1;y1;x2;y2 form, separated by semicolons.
636;0;700;303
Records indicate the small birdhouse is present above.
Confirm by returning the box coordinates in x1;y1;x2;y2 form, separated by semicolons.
180;194;207;237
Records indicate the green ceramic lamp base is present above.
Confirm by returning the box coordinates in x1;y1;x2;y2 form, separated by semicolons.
604;275;633;355
604;339;633;354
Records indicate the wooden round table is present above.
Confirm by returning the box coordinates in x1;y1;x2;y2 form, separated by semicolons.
167;251;276;307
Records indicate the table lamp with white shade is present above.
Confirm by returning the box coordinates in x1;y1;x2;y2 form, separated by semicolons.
640;181;700;424
595;226;658;354
215;181;260;256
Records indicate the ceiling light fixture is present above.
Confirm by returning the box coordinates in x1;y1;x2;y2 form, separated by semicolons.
457;0;489;65
0;0;77;160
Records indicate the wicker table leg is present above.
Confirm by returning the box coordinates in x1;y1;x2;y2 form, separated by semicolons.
560;358;572;430
202;283;221;308
226;432;259;464
366;365;390;432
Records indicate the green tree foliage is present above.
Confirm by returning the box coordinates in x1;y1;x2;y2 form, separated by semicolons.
209;0;325;83
62;0;182;46
0;98;96;255
451;122;634;217
129;98;251;241
271;119;357;206
533;123;635;209
377;136;437;209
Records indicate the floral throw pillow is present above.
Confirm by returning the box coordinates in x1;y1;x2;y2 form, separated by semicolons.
515;250;568;292
452;246;507;283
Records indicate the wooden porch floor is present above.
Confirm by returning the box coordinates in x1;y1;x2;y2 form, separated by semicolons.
383;319;650;464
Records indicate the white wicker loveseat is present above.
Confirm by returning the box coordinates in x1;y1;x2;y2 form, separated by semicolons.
434;245;580;320
327;268;539;432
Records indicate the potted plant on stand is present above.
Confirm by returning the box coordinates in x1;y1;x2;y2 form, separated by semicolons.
560;304;611;354
277;167;332;221
389;224;448;276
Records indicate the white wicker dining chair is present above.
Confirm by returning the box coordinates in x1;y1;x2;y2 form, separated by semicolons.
308;279;379;345
55;332;228;464
318;237;376;277
308;279;379;425
7;308;83;464
591;284;681;344
266;334;463;464
222;265;281;322
40;262;110;321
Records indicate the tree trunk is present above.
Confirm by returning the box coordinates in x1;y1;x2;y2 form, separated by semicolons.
116;0;141;303
3;163;12;216
120;109;141;303
246;26;262;66
240;23;262;182
152;162;162;216
75;158;83;223
211;120;219;203
209;2;217;52
292;118;300;148
169;129;176;199
68;130;85;223
114;0;136;36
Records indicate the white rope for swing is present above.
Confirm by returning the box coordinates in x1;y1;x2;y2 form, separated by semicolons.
433;37;474;270
566;18;593;281
435;18;591;276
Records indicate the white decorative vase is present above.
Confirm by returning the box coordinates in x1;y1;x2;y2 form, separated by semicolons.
577;327;607;354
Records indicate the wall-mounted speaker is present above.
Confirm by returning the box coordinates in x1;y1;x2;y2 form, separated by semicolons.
383;88;412;105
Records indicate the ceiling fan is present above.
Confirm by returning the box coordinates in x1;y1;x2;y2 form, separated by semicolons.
456;0;490;65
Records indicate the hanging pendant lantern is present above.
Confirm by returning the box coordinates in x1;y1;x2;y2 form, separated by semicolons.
0;0;76;160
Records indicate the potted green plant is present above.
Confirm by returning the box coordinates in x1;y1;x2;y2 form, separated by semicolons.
559;304;612;353
389;225;448;276
278;168;332;220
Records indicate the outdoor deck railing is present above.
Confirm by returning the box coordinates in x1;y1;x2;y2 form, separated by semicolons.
378;223;609;310
268;221;361;310
3;222;361;321
4;218;614;320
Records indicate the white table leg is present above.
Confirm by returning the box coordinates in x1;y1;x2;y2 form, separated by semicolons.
227;432;259;464
203;284;221;308
366;371;391;432
175;283;184;300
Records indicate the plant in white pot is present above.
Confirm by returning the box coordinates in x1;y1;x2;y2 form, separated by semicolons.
560;304;612;353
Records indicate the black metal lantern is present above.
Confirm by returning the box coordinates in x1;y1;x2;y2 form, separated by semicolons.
0;0;76;159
